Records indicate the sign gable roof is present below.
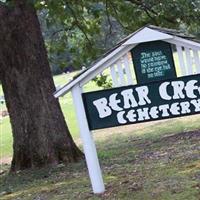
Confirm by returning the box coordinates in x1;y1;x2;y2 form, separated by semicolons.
123;27;173;45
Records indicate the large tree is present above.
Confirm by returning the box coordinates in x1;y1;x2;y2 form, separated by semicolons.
0;0;200;172
0;0;82;171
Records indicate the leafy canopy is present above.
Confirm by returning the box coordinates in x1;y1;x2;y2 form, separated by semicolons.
2;0;200;71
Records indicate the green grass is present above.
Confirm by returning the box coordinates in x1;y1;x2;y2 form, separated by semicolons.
0;119;199;199
0;118;12;159
55;72;100;138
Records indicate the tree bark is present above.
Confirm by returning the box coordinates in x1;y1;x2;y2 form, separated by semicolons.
0;1;83;171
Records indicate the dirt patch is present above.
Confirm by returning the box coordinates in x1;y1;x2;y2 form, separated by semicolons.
0;157;11;165
157;130;200;143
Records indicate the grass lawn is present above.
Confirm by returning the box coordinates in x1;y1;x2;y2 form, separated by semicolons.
0;116;200;199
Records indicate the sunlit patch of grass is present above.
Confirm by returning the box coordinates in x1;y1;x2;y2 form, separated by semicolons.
1;127;200;199
0;117;12;159
180;161;200;175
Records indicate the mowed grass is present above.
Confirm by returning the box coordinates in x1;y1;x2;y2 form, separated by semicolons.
0;117;200;199
0;118;12;159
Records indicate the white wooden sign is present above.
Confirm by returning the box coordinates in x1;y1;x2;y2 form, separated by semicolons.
54;25;200;194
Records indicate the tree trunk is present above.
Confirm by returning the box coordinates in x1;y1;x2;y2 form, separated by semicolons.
0;1;83;171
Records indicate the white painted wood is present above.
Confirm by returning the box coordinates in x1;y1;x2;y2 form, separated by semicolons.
123;54;133;85
54;44;135;98
166;38;200;51
185;47;193;75
80;44;136;87
176;45;187;76
123;27;173;45
173;36;200;48
71;85;105;194
110;65;118;87
116;59;126;85
193;50;200;74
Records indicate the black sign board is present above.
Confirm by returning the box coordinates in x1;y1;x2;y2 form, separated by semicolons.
131;41;177;84
83;74;200;130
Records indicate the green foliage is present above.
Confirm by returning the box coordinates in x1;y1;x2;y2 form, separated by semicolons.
92;74;112;89
106;0;200;34
36;1;126;74
35;0;200;75
2;0;200;74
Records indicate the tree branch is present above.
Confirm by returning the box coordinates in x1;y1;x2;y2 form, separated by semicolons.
126;0;158;15
108;1;132;32
65;3;92;46
50;24;75;38
126;0;176;24
105;0;112;35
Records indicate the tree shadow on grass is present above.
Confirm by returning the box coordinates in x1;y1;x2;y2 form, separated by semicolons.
0;129;200;200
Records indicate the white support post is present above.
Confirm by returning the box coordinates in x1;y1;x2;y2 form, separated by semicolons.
176;45;187;76
185;47;193;75
110;64;118;87
117;59;126;85
123;53;133;85
193;49;200;74
71;85;105;194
